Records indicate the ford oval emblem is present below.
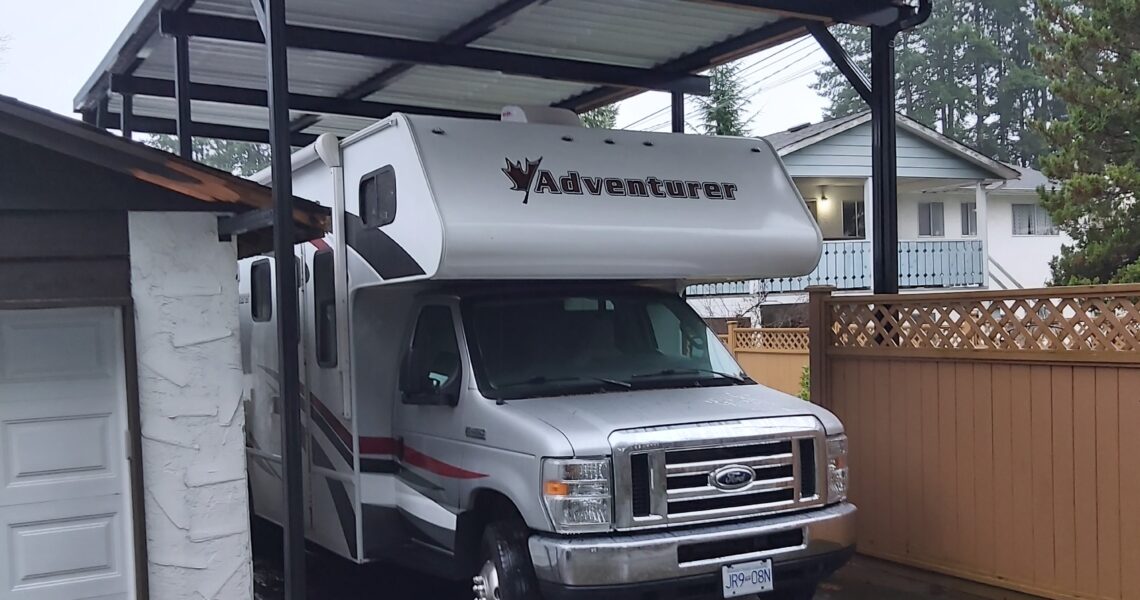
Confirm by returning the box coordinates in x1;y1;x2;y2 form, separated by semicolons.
711;465;755;490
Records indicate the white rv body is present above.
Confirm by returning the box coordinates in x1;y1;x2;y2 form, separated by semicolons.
241;114;853;597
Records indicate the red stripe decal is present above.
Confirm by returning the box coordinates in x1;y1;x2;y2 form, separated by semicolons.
402;446;487;480
310;238;331;251
359;436;399;455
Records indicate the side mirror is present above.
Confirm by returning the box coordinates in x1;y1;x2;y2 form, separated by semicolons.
399;351;461;407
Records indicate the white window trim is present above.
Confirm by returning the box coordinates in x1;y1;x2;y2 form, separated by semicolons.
917;201;946;238
1011;203;1060;236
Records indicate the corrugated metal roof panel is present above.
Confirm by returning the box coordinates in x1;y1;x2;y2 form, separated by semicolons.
475;0;781;67
192;0;503;39
134;37;393;97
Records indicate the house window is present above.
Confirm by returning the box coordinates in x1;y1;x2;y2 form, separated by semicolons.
842;201;865;238
1012;204;1058;235
313;249;337;368
806;200;818;221
918;202;945;237
961;202;978;236
360;165;396;227
251;259;272;322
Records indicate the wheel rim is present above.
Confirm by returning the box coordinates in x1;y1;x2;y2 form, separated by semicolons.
472;559;501;600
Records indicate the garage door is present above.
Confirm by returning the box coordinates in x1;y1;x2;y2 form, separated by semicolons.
0;307;134;599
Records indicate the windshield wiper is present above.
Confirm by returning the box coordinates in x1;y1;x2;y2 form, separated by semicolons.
630;368;751;384
498;375;632;389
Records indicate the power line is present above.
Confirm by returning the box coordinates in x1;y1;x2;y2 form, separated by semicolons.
620;38;815;131
621;39;825;133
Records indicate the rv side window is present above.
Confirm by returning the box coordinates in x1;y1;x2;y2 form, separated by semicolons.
359;165;396;228
251;259;272;322
401;305;461;405
313;249;336;368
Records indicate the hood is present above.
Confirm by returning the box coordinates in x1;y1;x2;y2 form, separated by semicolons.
503;384;844;457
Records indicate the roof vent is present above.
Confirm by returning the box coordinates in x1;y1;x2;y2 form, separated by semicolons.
786;122;812;132
501;105;583;127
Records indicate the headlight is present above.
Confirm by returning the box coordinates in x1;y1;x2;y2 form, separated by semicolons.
826;434;848;503
542;458;612;533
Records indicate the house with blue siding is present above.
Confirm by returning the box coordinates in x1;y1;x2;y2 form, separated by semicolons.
690;112;1068;320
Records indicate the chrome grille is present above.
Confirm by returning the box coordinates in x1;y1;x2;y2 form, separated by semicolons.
610;417;826;530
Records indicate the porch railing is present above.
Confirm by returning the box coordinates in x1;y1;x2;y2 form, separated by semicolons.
688;239;984;296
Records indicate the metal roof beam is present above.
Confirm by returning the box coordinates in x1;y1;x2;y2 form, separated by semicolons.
110;75;498;121
689;0;903;27
807;22;872;104
159;11;711;96
288;0;543;132
96;111;318;147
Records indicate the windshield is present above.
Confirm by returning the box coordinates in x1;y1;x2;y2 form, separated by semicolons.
463;289;751;400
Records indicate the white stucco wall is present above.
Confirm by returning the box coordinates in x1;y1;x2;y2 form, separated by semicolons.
985;193;1068;288
128;212;252;599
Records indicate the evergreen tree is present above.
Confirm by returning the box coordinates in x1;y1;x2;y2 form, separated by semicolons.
697;64;750;136
144;134;271;176
1034;0;1140;284
581;105;618;128
811;1;1063;166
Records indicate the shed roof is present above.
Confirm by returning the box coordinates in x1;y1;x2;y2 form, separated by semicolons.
0;94;330;257
75;0;919;140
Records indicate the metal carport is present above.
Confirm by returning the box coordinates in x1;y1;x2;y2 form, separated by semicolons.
74;1;931;597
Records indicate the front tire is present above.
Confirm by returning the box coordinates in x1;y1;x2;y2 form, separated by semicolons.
473;521;541;600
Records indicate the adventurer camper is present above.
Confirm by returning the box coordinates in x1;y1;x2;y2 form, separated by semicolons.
241;109;855;599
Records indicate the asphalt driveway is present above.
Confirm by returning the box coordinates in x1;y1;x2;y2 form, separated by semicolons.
253;526;1028;600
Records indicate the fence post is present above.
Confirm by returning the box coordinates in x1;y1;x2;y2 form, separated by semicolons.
806;286;835;407
726;320;739;357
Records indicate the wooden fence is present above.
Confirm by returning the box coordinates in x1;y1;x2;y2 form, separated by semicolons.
807;284;1140;600
723;324;809;397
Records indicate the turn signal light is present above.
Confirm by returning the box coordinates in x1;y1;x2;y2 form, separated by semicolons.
544;481;571;496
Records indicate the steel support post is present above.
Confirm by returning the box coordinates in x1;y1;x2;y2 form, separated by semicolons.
869;25;899;294
671;91;685;133
263;0;307;597
174;33;193;158
120;93;134;139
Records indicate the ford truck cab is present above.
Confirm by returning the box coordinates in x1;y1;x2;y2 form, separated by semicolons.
241;108;854;600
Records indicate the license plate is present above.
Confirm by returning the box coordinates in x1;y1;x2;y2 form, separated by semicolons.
721;558;774;597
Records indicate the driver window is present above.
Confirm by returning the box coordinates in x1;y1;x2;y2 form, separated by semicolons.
402;305;461;403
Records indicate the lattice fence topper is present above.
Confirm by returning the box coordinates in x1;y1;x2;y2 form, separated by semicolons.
827;286;1140;352
734;328;810;352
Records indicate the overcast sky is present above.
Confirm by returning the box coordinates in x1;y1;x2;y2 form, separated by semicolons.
0;0;825;137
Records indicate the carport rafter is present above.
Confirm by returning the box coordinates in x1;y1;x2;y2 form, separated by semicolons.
158;11;712;96
691;0;903;27
95;111;319;147
110;75;499;122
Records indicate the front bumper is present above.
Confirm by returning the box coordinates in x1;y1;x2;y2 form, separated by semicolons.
528;502;855;590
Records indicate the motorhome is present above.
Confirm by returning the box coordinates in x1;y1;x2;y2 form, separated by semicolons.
241;107;855;600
